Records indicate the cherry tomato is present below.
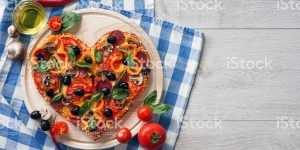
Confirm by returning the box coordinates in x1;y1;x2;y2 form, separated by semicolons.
137;106;153;122
48;16;62;31
53;121;69;136
138;123;167;150
116;127;132;143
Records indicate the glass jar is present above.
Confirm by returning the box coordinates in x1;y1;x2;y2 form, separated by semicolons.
12;1;46;35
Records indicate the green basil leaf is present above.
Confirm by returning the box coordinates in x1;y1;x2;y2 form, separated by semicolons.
67;47;76;62
79;93;103;115
33;61;54;72
112;89;130;100
94;48;102;63
91;93;104;102
150;103;172;114
51;93;63;103
114;70;127;89
79;100;91;115
88;119;96;131
60;12;82;32
107;70;127;101
126;56;136;67
74;61;91;68
143;90;157;106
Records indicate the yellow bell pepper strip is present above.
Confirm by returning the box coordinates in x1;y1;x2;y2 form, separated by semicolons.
110;56;127;74
127;57;143;75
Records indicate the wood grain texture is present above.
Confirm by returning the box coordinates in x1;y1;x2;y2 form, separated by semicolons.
176;121;300;150
155;0;300;29
153;0;300;149
174;29;300;149
187;29;300;121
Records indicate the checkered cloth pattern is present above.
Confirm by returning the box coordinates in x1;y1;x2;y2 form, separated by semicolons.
0;0;204;149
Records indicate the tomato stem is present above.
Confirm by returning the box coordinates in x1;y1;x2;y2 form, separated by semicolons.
150;132;161;144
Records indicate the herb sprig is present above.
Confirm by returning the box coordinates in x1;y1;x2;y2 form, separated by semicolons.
52;12;82;34
117;46;136;67
79;93;104;115
68;47;91;68
94;48;102;63
107;70;128;102
143;90;172;114
33;60;54;72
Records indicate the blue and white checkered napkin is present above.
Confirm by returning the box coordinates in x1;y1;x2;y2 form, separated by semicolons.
0;0;204;149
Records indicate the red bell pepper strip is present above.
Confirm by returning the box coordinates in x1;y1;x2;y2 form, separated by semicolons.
36;0;74;7
66;76;95;95
50;126;62;150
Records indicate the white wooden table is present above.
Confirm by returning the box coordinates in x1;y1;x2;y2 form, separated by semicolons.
154;0;300;149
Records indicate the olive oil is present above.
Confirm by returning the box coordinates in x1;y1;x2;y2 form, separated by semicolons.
12;1;46;35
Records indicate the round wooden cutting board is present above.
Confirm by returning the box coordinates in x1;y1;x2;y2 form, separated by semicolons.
21;8;163;149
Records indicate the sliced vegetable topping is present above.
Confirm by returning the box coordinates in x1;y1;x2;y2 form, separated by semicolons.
30;111;41;120
48;16;62;31
51;56;60;70
106;72;116;81
51;93;63;103
101;87;110;96
62;75;71;85
94;48;102;63
88;119;97;131
112;89;129;101
46;89;55;97
79;92;104;115
103;108;112;117
84;56;93;64
35;49;51;61
52;12;82;34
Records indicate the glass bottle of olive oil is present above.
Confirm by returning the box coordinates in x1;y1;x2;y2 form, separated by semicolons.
12;1;46;35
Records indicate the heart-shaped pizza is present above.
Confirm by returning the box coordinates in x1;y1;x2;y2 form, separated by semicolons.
29;30;151;140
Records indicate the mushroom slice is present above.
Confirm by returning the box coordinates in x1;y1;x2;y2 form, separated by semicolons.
66;68;79;78
40;108;52;120
43;42;56;52
115;99;127;109
62;98;71;106
101;43;113;57
129;74;143;85
41;73;51;86
128;39;141;47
